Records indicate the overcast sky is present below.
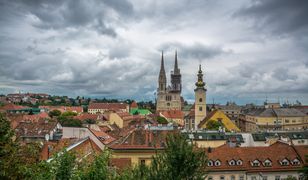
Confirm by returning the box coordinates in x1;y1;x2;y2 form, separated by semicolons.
0;0;307;105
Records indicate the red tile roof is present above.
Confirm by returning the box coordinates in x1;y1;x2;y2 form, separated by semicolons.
89;128;116;145
161;110;184;119
88;103;127;110
109;129;178;150
74;113;100;121
15;119;58;138
1;103;27;110
207;142;303;172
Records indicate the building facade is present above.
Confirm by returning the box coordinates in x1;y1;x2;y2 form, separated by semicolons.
156;51;182;111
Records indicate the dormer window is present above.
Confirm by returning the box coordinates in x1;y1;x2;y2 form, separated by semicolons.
237;160;243;165
292;158;300;165
251;160;260;167
280;159;289;166
263;159;272;167
208;160;214;166
215;160;221;166
228;160;236;166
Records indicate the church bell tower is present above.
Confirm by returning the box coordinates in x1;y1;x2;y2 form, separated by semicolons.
194;65;207;129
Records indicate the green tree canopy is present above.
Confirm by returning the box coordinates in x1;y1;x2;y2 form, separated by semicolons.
48;109;62;117
206;119;224;130
157;116;168;124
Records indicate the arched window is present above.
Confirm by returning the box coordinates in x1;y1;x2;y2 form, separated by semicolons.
263;159;272;167
292;158;300;165
199;98;202;102
215;160;221;166
207;160;213;166
280;159;290;166
229;160;236;166
199;106;202;111
251;160;260;167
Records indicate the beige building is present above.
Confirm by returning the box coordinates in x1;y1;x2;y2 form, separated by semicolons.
238;108;308;132
156;51;182;111
88;103;129;114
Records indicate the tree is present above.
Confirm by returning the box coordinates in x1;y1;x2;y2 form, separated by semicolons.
61;111;77;117
30;151;77;180
49;109;62;117
147;134;208;180
0;113;41;179
206;120;223;130
0;113;17;179
157;116;168;124
79;151;117;180
55;151;76;180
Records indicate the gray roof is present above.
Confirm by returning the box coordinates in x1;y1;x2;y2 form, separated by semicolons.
245;108;306;117
252;131;308;141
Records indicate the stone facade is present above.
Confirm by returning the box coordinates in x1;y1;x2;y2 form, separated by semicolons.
156;51;182;111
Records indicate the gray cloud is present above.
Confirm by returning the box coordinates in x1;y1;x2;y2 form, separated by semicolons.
0;0;307;104
159;42;230;60
235;0;308;36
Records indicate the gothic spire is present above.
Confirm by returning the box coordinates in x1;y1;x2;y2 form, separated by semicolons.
160;51;166;75
174;50;180;74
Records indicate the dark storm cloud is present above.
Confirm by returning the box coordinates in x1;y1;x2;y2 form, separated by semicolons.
0;0;134;37
235;0;308;36
159;42;230;60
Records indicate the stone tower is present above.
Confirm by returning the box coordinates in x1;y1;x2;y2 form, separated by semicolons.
158;51;166;92
171;51;182;92
194;64;207;129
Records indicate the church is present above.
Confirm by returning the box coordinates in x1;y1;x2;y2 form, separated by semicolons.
156;51;183;111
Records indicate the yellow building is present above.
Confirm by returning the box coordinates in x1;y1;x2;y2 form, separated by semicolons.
238;108;307;132
198;109;240;132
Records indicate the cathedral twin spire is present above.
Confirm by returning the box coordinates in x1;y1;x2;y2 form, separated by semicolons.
158;51;181;92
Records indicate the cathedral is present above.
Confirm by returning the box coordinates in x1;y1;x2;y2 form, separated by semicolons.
156;51;183;111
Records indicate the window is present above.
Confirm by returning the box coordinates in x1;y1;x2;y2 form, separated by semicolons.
251;176;257;180
220;176;225;180
285;119;289;123
215;160;221;166
199;98;202;102
263;159;272;167
207;160;213;166
208;176;213;180
237;160;243;165
231;175;235;180
140;159;146;165
275;176;280;180
251;160;260;167
239;176;244;180
229;160;236;166
199;106;203;111
280;159;289;166
262;176;267;180
292;158;300;165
